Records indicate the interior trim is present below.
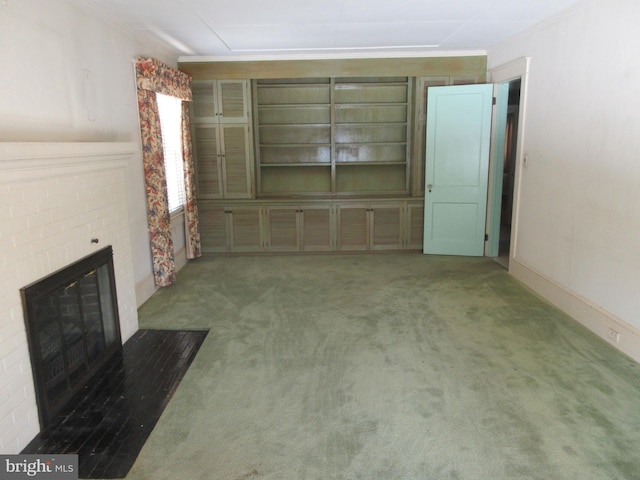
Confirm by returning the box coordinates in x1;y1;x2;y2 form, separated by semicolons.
510;258;640;363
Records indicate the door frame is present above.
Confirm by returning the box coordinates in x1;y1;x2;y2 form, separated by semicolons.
485;57;530;266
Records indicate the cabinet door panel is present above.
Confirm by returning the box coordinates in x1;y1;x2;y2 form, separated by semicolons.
222;125;252;198
407;203;424;250
218;80;249;123
192;81;216;121
337;206;368;251
301;206;333;252
229;207;262;252
266;207;299;251
371;204;403;250
195;125;222;198
199;203;227;252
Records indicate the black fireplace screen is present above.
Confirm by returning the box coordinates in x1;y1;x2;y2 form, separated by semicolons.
21;246;122;428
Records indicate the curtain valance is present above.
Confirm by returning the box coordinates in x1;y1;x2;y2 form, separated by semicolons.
135;56;192;101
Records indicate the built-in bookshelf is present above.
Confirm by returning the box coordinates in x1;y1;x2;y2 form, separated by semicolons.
254;77;412;197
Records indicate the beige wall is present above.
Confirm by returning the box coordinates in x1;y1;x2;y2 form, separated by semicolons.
488;0;640;358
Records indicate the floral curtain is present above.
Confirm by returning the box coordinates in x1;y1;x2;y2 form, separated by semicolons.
181;101;201;259
135;57;201;287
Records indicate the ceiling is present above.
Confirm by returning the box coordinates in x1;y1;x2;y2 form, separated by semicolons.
76;0;587;60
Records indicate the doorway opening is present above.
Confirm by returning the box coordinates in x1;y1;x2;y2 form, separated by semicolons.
495;79;521;269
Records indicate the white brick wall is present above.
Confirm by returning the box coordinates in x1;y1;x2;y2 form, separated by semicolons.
0;142;139;453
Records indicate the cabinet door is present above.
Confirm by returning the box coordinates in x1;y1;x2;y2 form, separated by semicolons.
221;125;253;198
406;202;424;250
370;204;404;250
199;202;228;252
337;205;369;251
217;80;250;123
228;206;263;252
265;206;300;251
191;80;216;123
301;205;334;252
194;125;223;198
192;80;249;124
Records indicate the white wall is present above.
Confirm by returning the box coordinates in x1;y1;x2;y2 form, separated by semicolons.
0;0;183;453
0;0;181;301
488;0;640;357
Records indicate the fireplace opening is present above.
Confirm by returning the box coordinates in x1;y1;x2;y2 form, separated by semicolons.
21;246;122;429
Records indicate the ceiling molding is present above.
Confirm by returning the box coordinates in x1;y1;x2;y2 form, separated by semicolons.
179;49;488;64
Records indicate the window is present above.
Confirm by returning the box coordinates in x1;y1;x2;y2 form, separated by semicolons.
156;92;186;213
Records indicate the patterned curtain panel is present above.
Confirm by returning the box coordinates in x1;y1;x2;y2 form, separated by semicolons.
181;101;201;259
136;88;176;286
135;57;197;286
135;57;192;101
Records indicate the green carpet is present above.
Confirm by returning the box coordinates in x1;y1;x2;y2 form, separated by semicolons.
127;254;640;480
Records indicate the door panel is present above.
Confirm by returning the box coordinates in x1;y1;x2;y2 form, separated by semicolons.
301;206;333;252
221;125;252;198
198;202;227;252
218;80;249;123
266;206;299;251
370;204;403;250
424;85;493;256
406;202;425;250
194;125;222;198
337;205;368;251
229;207;262;252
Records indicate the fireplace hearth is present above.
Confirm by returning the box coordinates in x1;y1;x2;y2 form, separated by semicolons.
21;246;122;429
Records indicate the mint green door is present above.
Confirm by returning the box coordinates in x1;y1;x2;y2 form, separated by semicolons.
423;84;493;256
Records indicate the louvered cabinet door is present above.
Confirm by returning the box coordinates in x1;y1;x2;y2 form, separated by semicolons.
370;203;404;251
406;202;424;250
221;125;253;198
265;206;300;251
301;205;333;252
194;125;223;198
228;206;263;252
337;205;369;251
191;80;216;123
198;202;228;252
218;80;249;124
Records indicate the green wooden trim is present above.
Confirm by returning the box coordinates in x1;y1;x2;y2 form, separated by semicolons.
180;56;487;80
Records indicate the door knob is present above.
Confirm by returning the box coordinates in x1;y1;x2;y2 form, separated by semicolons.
427;184;433;193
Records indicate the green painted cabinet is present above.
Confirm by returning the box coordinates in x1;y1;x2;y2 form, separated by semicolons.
192;80;254;199
198;202;263;253
264;204;334;252
192;80;250;124
336;202;405;251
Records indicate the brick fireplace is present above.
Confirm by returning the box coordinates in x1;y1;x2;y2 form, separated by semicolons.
0;143;139;453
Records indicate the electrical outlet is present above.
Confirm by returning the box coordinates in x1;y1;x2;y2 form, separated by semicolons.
607;327;620;343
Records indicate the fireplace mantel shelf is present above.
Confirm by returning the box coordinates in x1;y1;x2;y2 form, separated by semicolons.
0;142;137;183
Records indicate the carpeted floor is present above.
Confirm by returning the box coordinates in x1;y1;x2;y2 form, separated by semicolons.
128;254;640;480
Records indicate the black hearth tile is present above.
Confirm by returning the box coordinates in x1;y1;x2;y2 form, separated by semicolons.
22;329;208;479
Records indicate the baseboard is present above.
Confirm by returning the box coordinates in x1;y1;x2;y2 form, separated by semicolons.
135;272;158;308
134;247;188;308
509;258;640;364
174;246;188;271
